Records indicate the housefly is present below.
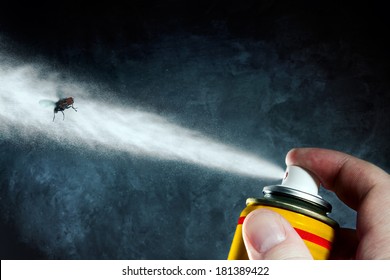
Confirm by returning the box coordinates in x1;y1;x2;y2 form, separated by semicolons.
39;97;77;121
53;97;77;121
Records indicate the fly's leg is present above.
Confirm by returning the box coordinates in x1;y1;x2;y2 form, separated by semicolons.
71;105;77;112
53;113;56;122
62;111;65;120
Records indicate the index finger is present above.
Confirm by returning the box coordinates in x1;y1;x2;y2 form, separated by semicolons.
285;148;389;211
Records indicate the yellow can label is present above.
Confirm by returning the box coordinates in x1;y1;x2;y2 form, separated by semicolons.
228;204;335;260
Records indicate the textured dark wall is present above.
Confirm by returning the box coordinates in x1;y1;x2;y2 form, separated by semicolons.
1;0;389;259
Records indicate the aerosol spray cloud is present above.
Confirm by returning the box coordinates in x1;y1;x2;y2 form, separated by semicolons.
0;56;284;180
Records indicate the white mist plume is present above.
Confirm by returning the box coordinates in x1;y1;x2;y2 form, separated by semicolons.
0;59;284;179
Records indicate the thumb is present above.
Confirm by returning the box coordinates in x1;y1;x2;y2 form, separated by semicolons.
242;209;313;260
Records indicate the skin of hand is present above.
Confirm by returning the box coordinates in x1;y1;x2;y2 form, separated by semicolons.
242;148;390;260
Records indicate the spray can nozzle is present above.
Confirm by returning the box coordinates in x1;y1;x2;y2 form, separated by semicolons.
281;166;321;197
263;165;331;212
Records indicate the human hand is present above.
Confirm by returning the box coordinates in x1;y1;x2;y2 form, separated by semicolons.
242;148;390;259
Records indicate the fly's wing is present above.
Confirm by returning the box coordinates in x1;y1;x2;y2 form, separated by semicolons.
38;99;56;108
56;89;66;99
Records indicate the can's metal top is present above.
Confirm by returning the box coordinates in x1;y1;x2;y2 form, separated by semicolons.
246;195;338;228
263;185;332;212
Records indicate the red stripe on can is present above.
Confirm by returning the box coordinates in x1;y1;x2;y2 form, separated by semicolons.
237;216;246;225
237;216;331;250
294;228;331;250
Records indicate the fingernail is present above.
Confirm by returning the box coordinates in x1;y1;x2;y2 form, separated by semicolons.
244;209;287;253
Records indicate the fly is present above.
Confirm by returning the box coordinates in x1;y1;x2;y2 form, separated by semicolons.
53;97;77;121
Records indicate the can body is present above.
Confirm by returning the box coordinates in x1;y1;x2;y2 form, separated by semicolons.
228;199;337;260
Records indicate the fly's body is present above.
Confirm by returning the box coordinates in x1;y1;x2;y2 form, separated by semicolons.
53;97;77;121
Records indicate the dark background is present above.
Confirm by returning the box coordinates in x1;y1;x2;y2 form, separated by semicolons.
0;0;389;259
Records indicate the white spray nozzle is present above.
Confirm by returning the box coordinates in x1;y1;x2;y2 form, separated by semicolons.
281;166;320;197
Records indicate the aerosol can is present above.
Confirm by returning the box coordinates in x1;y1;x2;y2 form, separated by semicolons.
228;165;338;260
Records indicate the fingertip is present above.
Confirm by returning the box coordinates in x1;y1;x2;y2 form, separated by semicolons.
285;147;309;166
243;209;287;256
285;148;298;166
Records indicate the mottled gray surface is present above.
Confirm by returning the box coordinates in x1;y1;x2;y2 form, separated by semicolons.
0;1;389;259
